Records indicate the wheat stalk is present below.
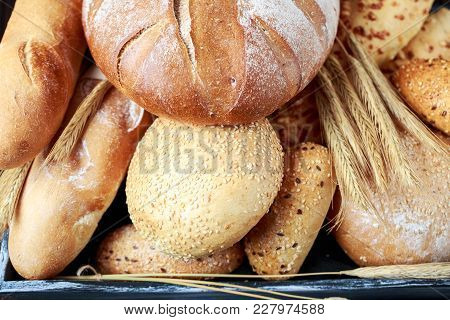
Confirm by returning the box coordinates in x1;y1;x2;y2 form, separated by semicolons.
0;162;32;236
346;32;447;156
325;55;388;192
343;263;450;280
42;80;113;166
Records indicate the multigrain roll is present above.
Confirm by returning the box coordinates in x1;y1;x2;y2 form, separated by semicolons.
82;0;339;125
0;0;86;169
332;133;450;266
9;68;151;280
393;59;449;135
97;225;244;276
126;118;284;258
341;0;433;66
398;8;450;62
245;143;335;278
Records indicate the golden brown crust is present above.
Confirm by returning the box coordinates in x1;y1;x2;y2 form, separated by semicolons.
8;68;151;280
245;143;335;278
393;59;449;135
0;0;86;169
96;225;244;276
126;118;284;258
341;0;433;66
332;133;450;266
82;0;339;125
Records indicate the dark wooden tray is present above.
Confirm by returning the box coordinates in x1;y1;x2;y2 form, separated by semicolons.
1;0;449;300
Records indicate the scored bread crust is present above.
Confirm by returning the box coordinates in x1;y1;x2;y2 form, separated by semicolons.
82;0;339;125
245;143;335;278
8;68;151;280
332;133;450;266
97;224;244;276
0;0;86;169
126;118;284;258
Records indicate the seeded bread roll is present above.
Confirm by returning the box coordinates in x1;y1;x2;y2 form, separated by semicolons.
341;0;433;66
270;85;323;149
126;118;284;258
245;143;335;278
97;224;244;276
332;133;450;266
82;0;339;125
393;59;449;135
9;68;151;280
0;0;86;169
399;8;450;62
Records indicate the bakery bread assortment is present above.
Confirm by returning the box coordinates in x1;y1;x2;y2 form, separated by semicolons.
393;59;449;135
8;68;151;280
0;0;447;283
331;133;450;266
341;0;433;67
96;224;244;276
82;0;339;125
0;0;86;169
245;143;335;278
126;118;284;258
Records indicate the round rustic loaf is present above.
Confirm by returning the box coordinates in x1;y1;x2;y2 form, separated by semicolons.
126;118;284;258
96;225;244;276
393;59;449;135
332;133;450;266
245;143;335;279
82;0;339;125
341;0;433;66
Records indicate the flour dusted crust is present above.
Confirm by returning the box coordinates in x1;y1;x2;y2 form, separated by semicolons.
8;68;151;280
126;118;284;258
333;134;450;266
97;225;244;276
82;0;339;125
341;0;433;66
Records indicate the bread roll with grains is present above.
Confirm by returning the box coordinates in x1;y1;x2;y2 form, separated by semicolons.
393;59;449;135
341;0;433;66
245;143;335;278
82;0;339;125
97;225;244;276
126;118;284;258
398;8;450;62
0;0;86;169
332;133;450;266
9;68;151;280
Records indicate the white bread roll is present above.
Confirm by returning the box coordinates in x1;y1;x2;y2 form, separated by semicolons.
96;224;244;276
126;118;284;258
8;68;151;280
332;133;450;266
245;143;335;278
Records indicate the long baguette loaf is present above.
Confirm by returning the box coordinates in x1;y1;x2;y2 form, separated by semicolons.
8;67;151;280
0;0;86;169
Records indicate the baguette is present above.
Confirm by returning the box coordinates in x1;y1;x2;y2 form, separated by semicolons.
0;0;86;169
8;67;151;280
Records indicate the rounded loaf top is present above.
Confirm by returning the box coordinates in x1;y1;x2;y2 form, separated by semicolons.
82;0;340;125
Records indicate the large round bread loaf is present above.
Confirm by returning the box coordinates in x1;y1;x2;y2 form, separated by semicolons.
332;134;449;266
126;118;284;258
82;0;339;125
0;0;86;169
9;68;151;280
